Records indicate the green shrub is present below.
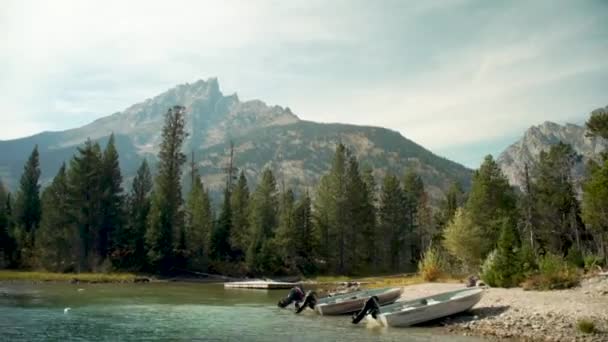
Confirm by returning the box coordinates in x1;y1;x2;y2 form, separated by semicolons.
583;255;605;272
480;249;498;286
418;247;443;282
522;253;580;290
480;221;522;288
519;242;537;276
442;209;483;273
566;246;584;268
577;319;596;334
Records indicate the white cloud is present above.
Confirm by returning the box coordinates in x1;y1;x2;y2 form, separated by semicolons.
1;0;606;165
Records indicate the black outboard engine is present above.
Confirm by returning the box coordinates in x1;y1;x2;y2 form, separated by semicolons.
295;291;317;314
277;286;305;308
351;295;380;324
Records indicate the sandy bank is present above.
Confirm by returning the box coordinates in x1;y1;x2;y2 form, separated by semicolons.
397;278;608;341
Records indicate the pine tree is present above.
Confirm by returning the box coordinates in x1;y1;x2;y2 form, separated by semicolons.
359;167;377;271
403;170;425;265
210;188;232;261
293;193;317;275
533;143;583;254
0;179;15;267
436;181;464;230
146;106;188;274
330;144;349;273
13;146;42;267
442;208;484;273
313;174;333;271
379;174;407;272
343;154;371;274
585;106;608;139
230;171;250;260
36;164;76;271
582;157;608;261
100;134;124;263
465;155;516;258
246;168;279;274
492;219;522;287
15;145;42;233
275;188;297;271
67;139;104;271
416;190;434;253
114;159;152;270
518;163;539;250
185;173;213;270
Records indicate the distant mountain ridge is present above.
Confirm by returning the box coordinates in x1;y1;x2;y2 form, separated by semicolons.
497;117;608;189
0;78;472;203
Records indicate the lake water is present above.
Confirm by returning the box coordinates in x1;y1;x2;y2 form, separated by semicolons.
0;282;483;341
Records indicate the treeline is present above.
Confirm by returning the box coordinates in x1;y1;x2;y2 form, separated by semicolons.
424;107;608;288
1;105;606;280
0;106;440;276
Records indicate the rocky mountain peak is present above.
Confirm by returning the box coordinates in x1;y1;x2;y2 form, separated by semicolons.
498;119;608;189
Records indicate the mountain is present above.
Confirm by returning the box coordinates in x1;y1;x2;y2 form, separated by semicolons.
0;78;472;204
497;119;608;189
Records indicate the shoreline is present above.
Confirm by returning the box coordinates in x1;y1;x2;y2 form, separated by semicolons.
397;281;608;342
4;271;607;341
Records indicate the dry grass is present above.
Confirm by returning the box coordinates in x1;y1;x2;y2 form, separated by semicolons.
308;274;462;288
577;319;596;334
0;270;137;283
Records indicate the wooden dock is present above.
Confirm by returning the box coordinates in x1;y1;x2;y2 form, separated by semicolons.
224;280;299;289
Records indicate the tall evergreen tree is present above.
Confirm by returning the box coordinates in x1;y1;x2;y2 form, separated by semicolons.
275;188;297;271
416;189;434;253
113;159;152;270
582;107;608;261
330;144;349;273
0;179;15;267
532;143;583;254
246;168;279;274
15;145;42;233
100;134;124;262
436;181;465;230
36;164;76;271
185;173;213;270
518;163;539;250
67;139;104;271
312;143;364;274
146;106;188;274
379;174;407;272
403;170;425;265
210;188;232;261
230;171;250;260
359;167;378;271
313;174;333;271
582;158;608;260
343;154;372;274
465;155;517;258
13;146;42;267
293;193;317;275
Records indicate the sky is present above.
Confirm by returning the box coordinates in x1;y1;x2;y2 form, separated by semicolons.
1;0;607;168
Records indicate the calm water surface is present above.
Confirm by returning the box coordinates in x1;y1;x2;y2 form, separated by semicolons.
0;282;484;341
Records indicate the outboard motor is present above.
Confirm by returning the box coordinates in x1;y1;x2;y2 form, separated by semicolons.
277;286;305;308
295;291;317;314
351;295;380;324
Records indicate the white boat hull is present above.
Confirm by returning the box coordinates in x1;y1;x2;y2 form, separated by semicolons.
381;289;483;327
316;287;402;316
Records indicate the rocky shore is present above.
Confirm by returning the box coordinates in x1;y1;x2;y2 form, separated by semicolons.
398;277;608;341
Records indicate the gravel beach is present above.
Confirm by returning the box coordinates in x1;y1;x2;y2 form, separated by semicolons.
398;277;608;341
